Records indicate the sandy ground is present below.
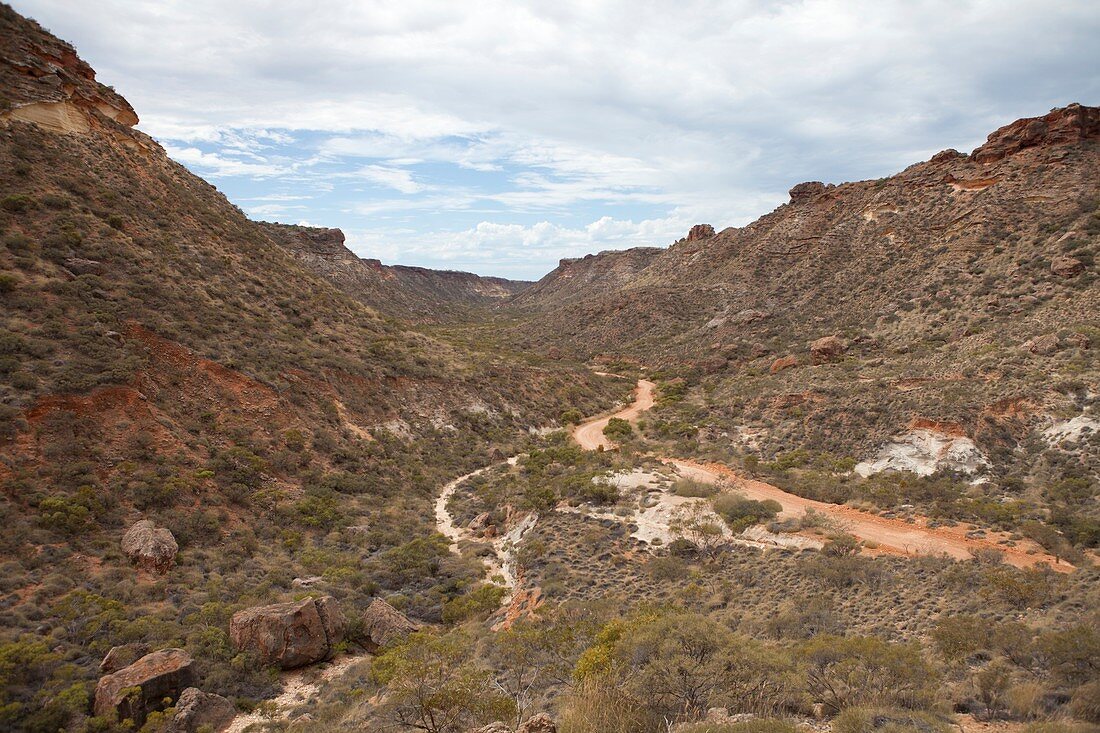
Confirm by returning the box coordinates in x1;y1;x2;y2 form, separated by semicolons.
573;380;1073;572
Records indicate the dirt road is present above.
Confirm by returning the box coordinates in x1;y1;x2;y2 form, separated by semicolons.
573;379;1072;572
572;379;656;450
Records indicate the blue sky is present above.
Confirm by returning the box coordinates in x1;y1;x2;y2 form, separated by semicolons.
14;0;1100;279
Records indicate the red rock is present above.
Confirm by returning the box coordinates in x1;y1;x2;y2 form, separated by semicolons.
770;355;798;374
972;103;1100;163
121;520;178;574
686;224;715;241
789;181;827;203
93;649;194;726
230;596;345;669
810;336;848;364
1026;334;1060;355
361;597;419;653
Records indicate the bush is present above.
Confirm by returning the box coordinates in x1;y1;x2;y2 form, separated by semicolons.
603;418;633;442
1;194;35;212
713;494;781;532
674;478;717;498
441;584;505;624
800;635;939;714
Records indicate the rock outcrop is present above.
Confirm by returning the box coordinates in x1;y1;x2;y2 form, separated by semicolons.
166;687;235;733
229;596;345;669
972;103;1100;163
121;520;178;574
361;597;420;652
809;335;848;364
1027;333;1060;355
789;181;828;203
685;224;716;241
93;648;194;726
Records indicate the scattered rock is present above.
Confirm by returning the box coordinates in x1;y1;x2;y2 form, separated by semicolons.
810;335;848;364
546;346;562;360
1067;332;1091;350
733;308;767;324
166;687;235;733
93;648;194;727
121;520;178;574
361;597;420;653
1026;333;1060;355
770;355;798;374
685;224;715;241
291;576;324;588
1051;255;1084;278
229;596;345;669
517;713;558;733
469;512;493;531
99;643;146;674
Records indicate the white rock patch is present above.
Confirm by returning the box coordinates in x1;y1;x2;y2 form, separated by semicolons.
854;429;990;477
1044;416;1099;445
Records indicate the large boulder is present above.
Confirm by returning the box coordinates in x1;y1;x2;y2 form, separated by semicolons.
230;596;345;669
121;520;178;574
361;597;420;652
1027;333;1060;355
810;335;848;364
93;648;194;726
789;181;827;203
685;224;715;241
166;687;235;733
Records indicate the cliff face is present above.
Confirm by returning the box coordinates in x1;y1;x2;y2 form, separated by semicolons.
259;222;530;320
0;4;137;132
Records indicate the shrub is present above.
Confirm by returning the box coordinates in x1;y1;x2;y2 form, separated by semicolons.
800;635;939;714
833;707;951;733
674;478;717;498
441;584;505;624
1;194;34;212
603;418;633;442
713;494;781;532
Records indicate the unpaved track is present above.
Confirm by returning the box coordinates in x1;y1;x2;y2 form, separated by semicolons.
573;379;656;450
573;380;1072;572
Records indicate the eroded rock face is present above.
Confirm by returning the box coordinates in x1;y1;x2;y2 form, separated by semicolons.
93;648;194;726
789;181;827;203
686;224;716;241
854;429;990;478
809;335;848;364
361;597;420;653
229;596;345;669
972;103;1100;163
167;687;235;733
121;520;178;574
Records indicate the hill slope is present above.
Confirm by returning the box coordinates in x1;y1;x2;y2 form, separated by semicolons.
260;222;530;320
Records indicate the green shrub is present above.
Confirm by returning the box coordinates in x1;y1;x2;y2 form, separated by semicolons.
833;707;950;733
1;194;34;212
713;494;781;532
674;478;717;498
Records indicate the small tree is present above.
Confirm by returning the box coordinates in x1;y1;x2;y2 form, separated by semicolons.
603;418;633;443
373;631;515;733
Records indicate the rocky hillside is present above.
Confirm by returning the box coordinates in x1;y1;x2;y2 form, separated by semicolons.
505;104;1100;477
261;222;530;320
0;6;620;730
508;246;662;310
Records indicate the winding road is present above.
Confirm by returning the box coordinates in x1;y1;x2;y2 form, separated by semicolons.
570;378;1072;572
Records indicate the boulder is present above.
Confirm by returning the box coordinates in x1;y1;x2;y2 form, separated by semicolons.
229;596;345;669
1051;255;1084;278
1067;332;1091;350
361;597;420;653
121;520;178;574
972;103;1100;163
810;335;848;364
93;648;194;726
64;257;105;276
685;224;715;241
99;643;146;673
166;687;235;733
770;355;798;374
518;713;558;733
1027;333;1060;355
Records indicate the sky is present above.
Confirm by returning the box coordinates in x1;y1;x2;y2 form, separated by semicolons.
13;1;1100;279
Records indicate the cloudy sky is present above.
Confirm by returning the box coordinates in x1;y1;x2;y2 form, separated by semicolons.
15;1;1100;278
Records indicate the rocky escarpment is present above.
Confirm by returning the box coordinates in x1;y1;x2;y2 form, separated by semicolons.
260;222;530;320
508;246;664;310
0;3;137;132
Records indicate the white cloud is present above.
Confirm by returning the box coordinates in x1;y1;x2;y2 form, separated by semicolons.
14;0;1100;277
